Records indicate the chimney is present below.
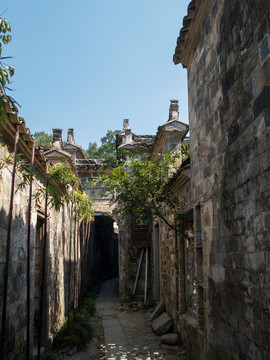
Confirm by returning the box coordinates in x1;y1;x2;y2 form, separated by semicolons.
67;128;75;144
52;128;62;149
125;129;133;144
123;119;130;130
168;99;179;122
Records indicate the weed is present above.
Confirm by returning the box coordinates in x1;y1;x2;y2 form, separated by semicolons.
53;317;93;350
143;297;155;309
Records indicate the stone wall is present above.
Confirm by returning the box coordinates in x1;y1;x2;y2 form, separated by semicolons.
176;0;270;358
0;144;80;359
151;168;193;327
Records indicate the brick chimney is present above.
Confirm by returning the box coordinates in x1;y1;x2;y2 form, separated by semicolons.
124;129;133;144
123;119;130;130
52;128;62;149
168;99;179;122
67;128;75;144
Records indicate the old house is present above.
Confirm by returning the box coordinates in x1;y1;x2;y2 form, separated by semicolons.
170;0;270;359
114;101;190;304
0;102;90;359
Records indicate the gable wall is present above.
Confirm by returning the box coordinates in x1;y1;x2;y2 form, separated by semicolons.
185;0;270;358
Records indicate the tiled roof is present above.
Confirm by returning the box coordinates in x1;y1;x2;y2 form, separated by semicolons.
173;0;197;67
0;96;48;175
75;158;107;170
133;135;156;148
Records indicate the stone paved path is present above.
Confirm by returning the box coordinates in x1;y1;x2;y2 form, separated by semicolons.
96;277;187;360
62;277;188;360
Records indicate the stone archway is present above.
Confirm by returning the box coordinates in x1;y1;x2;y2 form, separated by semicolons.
89;212;119;283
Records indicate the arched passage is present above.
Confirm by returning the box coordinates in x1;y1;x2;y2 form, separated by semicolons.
89;213;119;283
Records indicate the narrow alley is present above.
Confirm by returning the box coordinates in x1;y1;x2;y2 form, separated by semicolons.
64;277;187;360
0;1;269;359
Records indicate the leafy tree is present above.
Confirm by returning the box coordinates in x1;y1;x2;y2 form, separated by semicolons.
96;152;192;238
85;141;100;159
0;17;14;94
85;130;120;161
34;131;53;150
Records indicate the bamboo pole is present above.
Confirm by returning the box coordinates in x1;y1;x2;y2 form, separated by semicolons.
37;174;48;360
133;248;144;295
76;215;79;309
67;189;74;331
0;127;20;359
26;142;35;360
73;203;77;320
144;247;149;303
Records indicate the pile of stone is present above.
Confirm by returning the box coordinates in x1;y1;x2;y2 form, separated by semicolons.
150;302;180;345
114;301;144;312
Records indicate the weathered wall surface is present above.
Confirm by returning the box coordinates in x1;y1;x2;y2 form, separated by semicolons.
182;0;270;358
153;173;193;312
0;144;79;359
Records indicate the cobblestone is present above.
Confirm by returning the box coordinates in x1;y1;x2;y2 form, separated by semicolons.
63;278;187;360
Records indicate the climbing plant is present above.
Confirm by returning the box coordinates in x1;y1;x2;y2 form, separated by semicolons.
0;143;13;178
95;151;192;237
74;189;95;220
16;161;94;215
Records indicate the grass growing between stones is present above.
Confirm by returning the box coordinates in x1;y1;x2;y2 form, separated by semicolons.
52;295;96;352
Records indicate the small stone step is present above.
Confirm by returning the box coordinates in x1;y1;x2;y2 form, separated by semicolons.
151;312;173;336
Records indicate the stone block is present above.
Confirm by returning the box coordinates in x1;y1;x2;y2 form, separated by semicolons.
161;333;179;345
260;34;270;61
253;58;270;97
264;213;270;230
150;302;166;322
253;85;270;119
151;312;173;336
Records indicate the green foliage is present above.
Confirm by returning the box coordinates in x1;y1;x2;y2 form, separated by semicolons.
74;189;95;220
16;159;95;216
0;143;13;178
53;294;95;351
34;131;53;150
53;318;93;350
77;297;96;319
30;163;79;211
85;141;100;158
96;152;192;236
181;141;190;161
96;152;177;221
85;129;120;161
143;297;155;309
0;17;14;93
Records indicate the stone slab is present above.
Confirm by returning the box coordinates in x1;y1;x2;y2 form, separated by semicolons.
151;312;173;336
102;318;128;345
149;302;166;322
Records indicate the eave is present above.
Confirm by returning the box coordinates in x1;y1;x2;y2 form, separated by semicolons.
0;97;48;176
173;0;211;68
150;120;189;160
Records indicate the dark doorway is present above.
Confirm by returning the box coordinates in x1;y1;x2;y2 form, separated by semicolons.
89;213;119;283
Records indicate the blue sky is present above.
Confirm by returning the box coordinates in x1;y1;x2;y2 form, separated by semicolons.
2;0;190;149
